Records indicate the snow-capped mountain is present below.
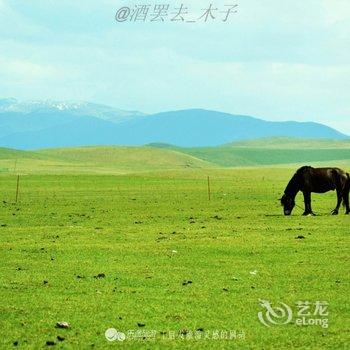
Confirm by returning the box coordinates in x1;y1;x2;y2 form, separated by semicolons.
0;98;145;123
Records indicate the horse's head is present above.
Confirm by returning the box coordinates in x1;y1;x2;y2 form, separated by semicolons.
280;194;295;216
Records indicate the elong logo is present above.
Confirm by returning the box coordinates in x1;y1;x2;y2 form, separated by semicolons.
258;299;329;328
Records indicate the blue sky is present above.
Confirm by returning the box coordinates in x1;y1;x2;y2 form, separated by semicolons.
0;0;349;133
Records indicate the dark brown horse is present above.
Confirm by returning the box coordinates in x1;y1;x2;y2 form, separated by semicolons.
281;166;350;216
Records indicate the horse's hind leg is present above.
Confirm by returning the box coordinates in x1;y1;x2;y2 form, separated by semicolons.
343;174;350;214
332;189;342;215
343;190;350;214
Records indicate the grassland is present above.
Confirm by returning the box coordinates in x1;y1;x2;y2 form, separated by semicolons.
175;147;350;167
1;166;349;349
161;138;350;167
225;137;350;149
1;137;350;175
0;139;349;348
0;146;214;175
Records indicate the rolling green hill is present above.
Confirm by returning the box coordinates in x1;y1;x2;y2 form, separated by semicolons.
178;147;350;167
0;148;49;173
146;138;350;168
1;138;350;175
225;137;350;149
0;146;214;174
0;147;43;160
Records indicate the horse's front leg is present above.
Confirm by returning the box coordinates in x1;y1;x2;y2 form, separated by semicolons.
331;189;342;215
302;191;315;216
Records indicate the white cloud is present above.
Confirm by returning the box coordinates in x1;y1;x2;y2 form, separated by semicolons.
0;57;68;82
323;0;350;24
0;0;349;135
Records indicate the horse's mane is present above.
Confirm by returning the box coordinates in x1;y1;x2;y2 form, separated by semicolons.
296;166;313;174
284;174;299;195
284;166;312;196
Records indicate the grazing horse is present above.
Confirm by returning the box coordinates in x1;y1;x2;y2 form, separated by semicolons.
280;166;350;216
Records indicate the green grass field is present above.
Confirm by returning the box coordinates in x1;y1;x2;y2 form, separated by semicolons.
0;140;349;348
1;166;349;349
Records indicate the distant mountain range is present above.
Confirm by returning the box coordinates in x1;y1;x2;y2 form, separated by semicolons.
0;98;348;149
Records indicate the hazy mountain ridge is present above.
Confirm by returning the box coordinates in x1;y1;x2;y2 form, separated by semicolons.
0;99;348;149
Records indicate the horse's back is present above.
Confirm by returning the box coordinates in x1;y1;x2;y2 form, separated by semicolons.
309;167;348;192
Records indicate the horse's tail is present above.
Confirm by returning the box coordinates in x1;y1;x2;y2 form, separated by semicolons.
342;172;350;207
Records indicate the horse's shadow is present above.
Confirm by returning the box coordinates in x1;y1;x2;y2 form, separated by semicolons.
264;212;342;217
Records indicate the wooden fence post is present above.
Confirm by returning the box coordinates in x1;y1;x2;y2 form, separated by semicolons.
207;176;211;201
15;175;20;203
